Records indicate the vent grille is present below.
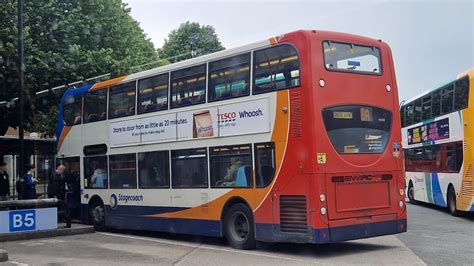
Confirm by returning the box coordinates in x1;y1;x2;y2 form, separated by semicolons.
466;164;472;178
290;91;302;138
461;164;473;197
464;140;468;151
280;195;307;234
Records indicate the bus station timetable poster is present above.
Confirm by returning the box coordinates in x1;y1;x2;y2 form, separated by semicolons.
109;98;270;146
407;117;449;145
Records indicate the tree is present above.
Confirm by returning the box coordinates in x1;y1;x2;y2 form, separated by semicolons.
0;0;159;136
158;21;225;63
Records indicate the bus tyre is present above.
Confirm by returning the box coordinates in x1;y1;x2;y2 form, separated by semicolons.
407;181;416;204
224;203;256;250
90;201;107;231
447;186;460;217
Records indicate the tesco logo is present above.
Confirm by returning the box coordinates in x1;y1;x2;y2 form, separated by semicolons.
218;112;237;121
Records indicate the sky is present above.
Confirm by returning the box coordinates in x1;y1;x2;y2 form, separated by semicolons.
124;0;473;102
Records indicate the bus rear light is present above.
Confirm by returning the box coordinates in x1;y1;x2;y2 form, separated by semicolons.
399;200;404;208
319;194;326;202
399;189;405;196
386;84;391;92
319;79;325;87
320;207;327;215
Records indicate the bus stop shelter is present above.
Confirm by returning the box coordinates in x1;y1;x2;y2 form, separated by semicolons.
0;135;56;199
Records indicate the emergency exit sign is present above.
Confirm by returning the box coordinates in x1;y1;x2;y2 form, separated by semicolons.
0;208;57;234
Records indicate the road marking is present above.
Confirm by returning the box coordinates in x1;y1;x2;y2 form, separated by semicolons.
98;232;305;263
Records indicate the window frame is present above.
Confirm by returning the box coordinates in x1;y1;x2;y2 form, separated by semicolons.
137;73;170;115
322;40;383;76
252;43;301;95
254;142;276;188
208;53;251;102
171;147;209;189
170;64;207;109
137;150;170;189
108;81;137;120
109;153;138;189
62;93;83;126
83;89;108;124
209;144;254;188
83;155;109;189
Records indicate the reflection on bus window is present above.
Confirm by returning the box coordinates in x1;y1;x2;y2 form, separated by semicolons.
323;41;382;75
413;99;422;124
208;53;251;101
171;148;208;188
210;144;252;188
138;151;170;188
83;156;108;189
63;94;82;126
83;89;107;123
431;90;441;117
138;73;169;114
405;142;463;173
441;84;454;114
421;95;432;120
109;82;136;119
170;64;206;108
109;153;137;189
255;142;276;188
454;76;469;110
253;44;300;94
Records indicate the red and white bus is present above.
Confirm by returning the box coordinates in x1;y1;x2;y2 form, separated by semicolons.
57;30;406;249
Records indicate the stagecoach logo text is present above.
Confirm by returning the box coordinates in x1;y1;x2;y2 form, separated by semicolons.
110;193;144;209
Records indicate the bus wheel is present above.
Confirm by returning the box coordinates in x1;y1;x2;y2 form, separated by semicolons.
407;181;416;204
447;186;460;217
90;201;106;231
224;203;256;250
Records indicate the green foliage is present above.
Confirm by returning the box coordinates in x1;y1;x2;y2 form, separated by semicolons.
0;0;158;134
158;21;225;63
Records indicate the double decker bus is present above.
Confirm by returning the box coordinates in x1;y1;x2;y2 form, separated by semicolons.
57;30;406;249
401;68;474;216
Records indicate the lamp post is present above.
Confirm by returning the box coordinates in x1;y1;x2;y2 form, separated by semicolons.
18;0;25;188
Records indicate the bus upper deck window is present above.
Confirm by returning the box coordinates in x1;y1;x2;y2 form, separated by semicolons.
138;73;169;114
454;76;469;110
109;82;136;119
170;64;206;108
63;94;82;126
83;89;107;123
253;44;300;94
208;53;251;102
323;41;382;75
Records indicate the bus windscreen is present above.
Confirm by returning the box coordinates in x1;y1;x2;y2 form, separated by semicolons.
323;105;392;154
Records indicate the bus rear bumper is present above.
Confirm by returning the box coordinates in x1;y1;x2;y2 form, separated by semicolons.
315;218;407;243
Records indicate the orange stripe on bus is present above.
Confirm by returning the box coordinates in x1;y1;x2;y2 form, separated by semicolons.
57;126;72;152
268;37;278;45
90;76;127;91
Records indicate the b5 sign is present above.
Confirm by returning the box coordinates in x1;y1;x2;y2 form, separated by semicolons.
9;209;36;232
0;208;57;234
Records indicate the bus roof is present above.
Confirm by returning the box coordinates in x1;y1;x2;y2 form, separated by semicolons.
401;67;474;106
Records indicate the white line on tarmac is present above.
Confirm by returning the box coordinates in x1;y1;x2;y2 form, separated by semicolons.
98;232;305;263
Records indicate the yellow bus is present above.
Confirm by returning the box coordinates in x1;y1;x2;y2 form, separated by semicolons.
401;68;474;215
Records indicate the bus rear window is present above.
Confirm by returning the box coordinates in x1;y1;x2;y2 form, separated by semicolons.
322;105;392;154
323;41;382;75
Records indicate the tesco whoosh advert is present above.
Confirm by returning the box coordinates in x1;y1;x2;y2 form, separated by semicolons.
109;98;271;146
